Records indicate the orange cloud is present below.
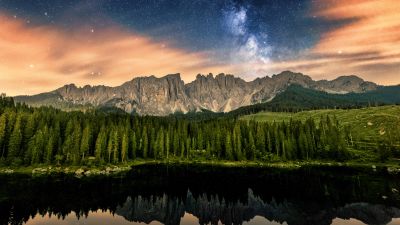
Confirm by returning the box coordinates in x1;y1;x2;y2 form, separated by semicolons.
1;0;399;97
247;0;400;85
0;13;232;95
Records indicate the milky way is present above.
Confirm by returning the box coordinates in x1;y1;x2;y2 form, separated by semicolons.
0;0;399;95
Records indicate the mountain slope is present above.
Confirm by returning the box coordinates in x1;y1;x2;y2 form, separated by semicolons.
240;105;400;155
226;85;400;117
14;71;380;115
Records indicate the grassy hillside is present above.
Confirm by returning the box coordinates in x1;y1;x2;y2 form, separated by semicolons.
242;105;400;159
227;85;400;117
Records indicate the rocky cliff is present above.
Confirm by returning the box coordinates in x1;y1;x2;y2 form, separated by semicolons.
15;71;378;115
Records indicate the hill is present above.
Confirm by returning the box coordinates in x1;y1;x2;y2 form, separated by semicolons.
227;85;400;117
241;105;400;159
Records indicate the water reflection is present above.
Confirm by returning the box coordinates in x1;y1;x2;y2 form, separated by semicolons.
25;211;280;225
1;164;399;225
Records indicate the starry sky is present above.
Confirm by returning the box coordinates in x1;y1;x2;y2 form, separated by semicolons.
0;0;399;95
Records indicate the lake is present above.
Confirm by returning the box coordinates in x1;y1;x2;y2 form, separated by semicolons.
1;164;400;225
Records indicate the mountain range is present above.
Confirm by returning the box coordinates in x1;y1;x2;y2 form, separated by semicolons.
14;71;399;116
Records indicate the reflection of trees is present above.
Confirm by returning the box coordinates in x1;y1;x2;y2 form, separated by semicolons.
0;166;400;225
116;189;400;225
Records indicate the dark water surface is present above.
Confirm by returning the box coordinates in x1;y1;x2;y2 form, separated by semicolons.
1;164;400;225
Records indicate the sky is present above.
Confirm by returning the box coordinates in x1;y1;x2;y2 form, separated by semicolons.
0;0;399;95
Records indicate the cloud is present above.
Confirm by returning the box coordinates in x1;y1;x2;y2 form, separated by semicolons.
247;0;400;85
1;0;399;96
0;13;232;95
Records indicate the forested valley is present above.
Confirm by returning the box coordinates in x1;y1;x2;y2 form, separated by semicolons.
0;95;396;167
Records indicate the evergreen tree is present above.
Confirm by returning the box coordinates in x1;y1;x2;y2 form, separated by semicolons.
80;125;91;162
8;115;23;161
233;124;243;160
256;124;266;153
131;131;137;160
30;126;48;164
95;127;107;163
107;129;114;163
23;114;36;149
121;133;129;162
0;96;362;166
197;132;203;150
173;131;179;157
156;129;165;159
62;120;74;163
45;130;55;164
142;127;148;158
112;130;119;163
0;113;6;158
248;131;256;160
165;131;170;159
225;132;233;160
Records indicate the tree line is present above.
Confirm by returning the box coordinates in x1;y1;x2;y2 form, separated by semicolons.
0;95;371;166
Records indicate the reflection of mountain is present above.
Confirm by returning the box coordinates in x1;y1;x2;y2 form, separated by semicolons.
116;189;400;225
116;195;185;225
337;203;400;225
1;165;400;225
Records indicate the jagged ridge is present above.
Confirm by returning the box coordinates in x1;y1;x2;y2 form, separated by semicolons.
14;71;378;116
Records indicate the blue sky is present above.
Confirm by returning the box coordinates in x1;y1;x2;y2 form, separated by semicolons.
0;0;399;95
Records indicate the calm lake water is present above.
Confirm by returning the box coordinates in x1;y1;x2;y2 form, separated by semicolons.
1;164;400;225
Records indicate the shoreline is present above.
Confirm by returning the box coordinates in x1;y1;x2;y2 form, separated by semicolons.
1;160;400;177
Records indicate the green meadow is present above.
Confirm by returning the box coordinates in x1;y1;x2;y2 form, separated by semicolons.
242;105;400;161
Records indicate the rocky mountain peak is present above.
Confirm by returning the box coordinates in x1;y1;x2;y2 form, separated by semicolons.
316;74;377;93
331;75;367;87
334;75;364;81
56;83;78;95
16;71;379;115
60;83;77;89
163;73;182;80
272;71;313;83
